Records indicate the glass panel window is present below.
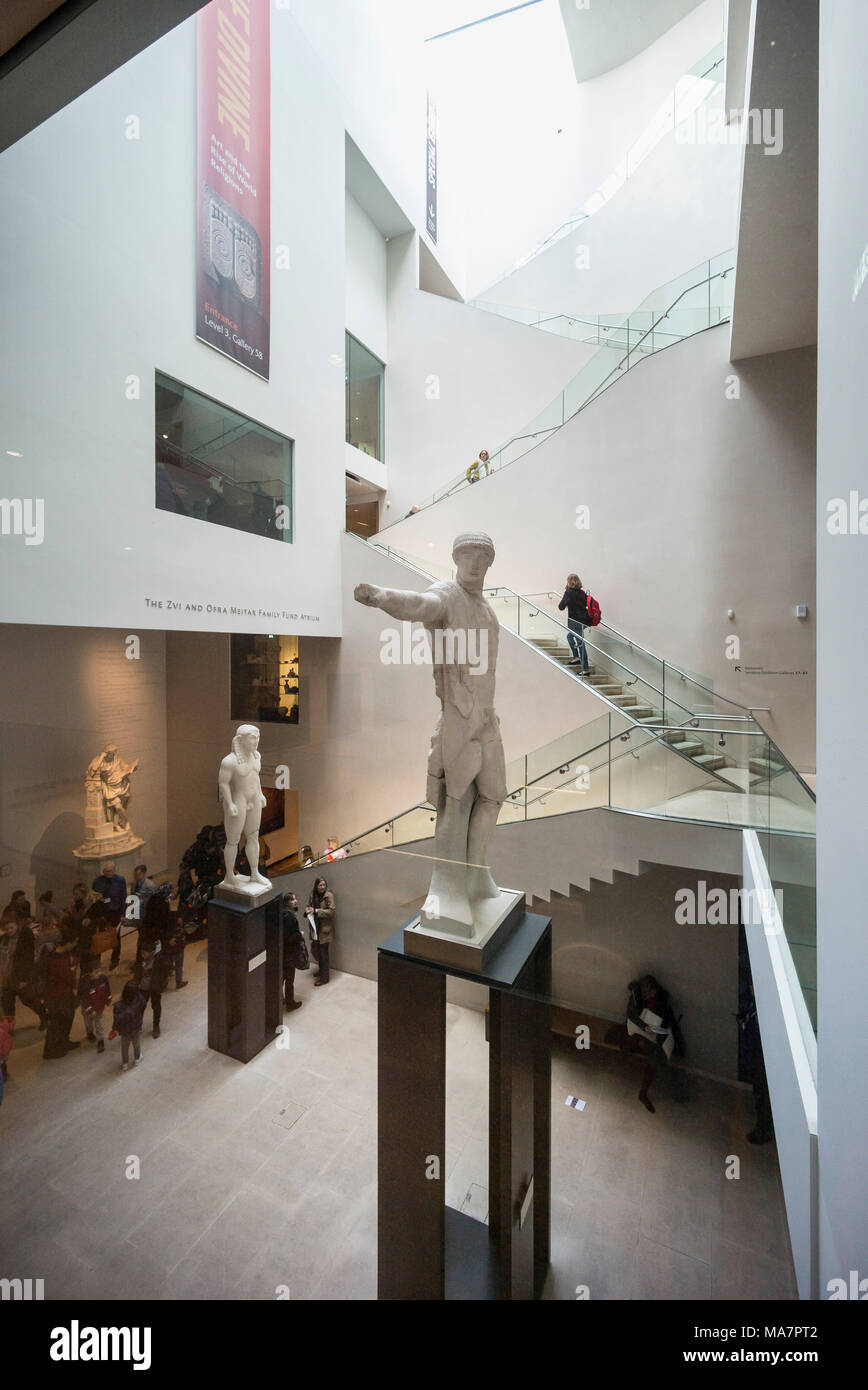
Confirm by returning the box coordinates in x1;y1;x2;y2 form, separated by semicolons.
155;370;293;542
345;332;384;462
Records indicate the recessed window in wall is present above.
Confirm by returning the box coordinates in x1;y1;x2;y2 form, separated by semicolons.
155;371;293;542
230;633;299;724
345;332;384;462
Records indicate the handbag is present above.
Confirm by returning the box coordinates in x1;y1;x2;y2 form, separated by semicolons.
292;934;310;971
89;925;118;956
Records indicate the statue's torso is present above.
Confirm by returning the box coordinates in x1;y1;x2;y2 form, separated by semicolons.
231;755;261;802
425;581;499;713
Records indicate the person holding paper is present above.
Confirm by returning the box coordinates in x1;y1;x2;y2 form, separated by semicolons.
306;878;335;987
626;975;683;1113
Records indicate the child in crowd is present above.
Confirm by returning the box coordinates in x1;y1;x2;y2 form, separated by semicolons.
110;980;146;1072
78;969;112;1054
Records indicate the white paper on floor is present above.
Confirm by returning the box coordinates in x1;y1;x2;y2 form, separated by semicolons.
565;1095;587;1111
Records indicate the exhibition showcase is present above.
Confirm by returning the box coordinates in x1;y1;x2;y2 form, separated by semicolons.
0;0;864;1342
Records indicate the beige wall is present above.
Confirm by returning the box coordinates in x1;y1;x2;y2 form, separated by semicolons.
382;328;818;770
0;625;167;903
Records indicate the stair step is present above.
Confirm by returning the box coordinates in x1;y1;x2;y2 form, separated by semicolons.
673;739;705;755
749;757;786;775
692;753;727;770
663;729;694;744
591;684;623;695
623;703;655;716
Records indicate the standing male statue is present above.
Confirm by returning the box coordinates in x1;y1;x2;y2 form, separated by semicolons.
355;531;509;936
218;724;272;893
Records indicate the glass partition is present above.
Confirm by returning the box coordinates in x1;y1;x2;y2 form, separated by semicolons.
346;332;384;462
155;370;293;541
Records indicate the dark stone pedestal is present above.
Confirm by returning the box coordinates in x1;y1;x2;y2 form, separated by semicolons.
377;910;552;1300
207;887;282;1063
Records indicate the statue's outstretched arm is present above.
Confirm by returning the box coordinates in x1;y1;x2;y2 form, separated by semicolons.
354;582;445;624
354;581;445;625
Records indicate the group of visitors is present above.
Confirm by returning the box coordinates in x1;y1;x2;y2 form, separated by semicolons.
0;861;189;1096
280;878;336;1009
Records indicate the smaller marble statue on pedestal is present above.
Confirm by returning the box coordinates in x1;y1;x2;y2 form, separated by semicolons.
73;743;143;860
217;724;272;898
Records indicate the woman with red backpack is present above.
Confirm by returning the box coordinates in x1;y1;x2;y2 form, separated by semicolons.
558;573;599;675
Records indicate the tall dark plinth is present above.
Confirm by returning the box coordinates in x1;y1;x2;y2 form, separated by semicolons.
378;911;552;1301
207;887;282;1063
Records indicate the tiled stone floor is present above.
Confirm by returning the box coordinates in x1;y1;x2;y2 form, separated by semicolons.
0;935;796;1300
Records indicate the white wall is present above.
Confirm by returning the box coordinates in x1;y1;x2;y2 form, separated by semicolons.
345;190;388;364
290;0;466;297
478;81;739;317
383;326;817;770
165;532;597;869
0;626;168;904
0;12;346;637
384;232;597;518
432;0;726;299
816;0;868;1302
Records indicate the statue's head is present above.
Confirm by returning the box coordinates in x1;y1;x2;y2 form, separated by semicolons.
232;724;260;758
104;744;118;758
452;532;495;591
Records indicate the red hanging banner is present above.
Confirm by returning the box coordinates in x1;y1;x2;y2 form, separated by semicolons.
196;0;270;379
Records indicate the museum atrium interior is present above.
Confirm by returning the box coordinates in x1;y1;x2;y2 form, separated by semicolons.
0;0;864;1309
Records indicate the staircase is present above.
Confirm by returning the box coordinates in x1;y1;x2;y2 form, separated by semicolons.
367;538;814;809
525;632;772;792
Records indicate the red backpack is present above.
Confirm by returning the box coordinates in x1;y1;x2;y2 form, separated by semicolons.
585;593;602;627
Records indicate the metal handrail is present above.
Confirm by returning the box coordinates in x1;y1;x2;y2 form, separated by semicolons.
363;539;816;806
497;586;759;717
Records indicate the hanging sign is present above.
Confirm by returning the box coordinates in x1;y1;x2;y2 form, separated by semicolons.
196;0;271;378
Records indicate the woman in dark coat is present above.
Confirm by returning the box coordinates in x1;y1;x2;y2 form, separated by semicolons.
557;573;591;673
626;974;684;1112
281;892;308;1011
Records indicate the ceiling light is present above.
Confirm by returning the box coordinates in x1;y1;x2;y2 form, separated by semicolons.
6;450;22;457
328;354;344;366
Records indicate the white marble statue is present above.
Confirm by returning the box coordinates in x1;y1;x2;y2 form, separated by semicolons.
74;744;144;860
218;724;272;894
354;531;510;937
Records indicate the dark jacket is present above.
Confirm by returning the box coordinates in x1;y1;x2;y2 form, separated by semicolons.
113;992;147;1037
627;981;685;1058
92;873;127;916
281;907;308;971
558;587;590;625
133;948;168;995
11;923;36;983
